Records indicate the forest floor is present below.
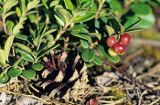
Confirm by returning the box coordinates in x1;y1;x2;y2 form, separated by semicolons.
0;30;160;105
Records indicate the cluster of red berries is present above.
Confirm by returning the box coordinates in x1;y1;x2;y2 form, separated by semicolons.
106;33;131;56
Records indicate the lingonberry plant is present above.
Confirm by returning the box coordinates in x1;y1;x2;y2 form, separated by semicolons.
0;0;158;101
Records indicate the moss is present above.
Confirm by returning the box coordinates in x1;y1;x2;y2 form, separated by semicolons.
111;88;126;99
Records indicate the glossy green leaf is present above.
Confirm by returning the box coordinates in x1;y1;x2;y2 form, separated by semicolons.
28;14;36;23
50;0;60;7
71;24;88;33
136;14;155;28
15;34;30;43
131;3;152;16
37;44;60;59
15;43;32;54
0;49;6;66
72;2;97;23
71;32;92;41
41;0;48;9
27;0;40;11
54;15;65;26
16;7;21;17
81;49;95;62
0;7;3;14
54;5;72;25
92;55;103;65
32;63;44;71
105;25;115;36
33;37;39;47
124;16;142;30
95;20;100;28
3;0;18;12
80;39;89;48
12;17;27;35
108;0;124;14
100;16;108;24
64;0;74;10
0;73;10;84
97;45;120;63
21;69;36;79
4;35;15;62
16;49;34;62
81;0;93;8
7;67;22;77
6;20;15;34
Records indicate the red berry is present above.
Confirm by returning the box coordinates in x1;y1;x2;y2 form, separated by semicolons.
120;33;131;45
106;36;117;47
113;42;125;54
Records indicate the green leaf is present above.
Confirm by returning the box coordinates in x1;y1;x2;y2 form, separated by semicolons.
81;0;93;8
72;2;97;23
80;39;89;48
4;35;15;62
64;0;74;10
33;37;39;47
0;7;3;14
0;49;6;66
95;20;100;28
7;67;22;77
27;0;40;11
5;11;16;18
71;24;88;33
124;16;142;30
15;34;30;43
54;15;65;26
20;0;26;13
108;0;124;14
137;14;155;28
0;73;10;84
37;44;60;59
97;45;120;63
28;14;36;23
50;0;60;7
105;25;115;36
41;0;48;9
100;16;108;23
6;20;15;34
108;16;123;33
16;7;21;17
32;63;44;71
12;17;27;35
16;49;34;62
21;69;36;79
54;5;72;25
71;32;92;41
46;34;54;42
92;55;103;65
131;3;152;16
125;28;142;33
42;29;57;38
23;55;34;62
81;49;96;62
15;43;32;54
3;0;18;12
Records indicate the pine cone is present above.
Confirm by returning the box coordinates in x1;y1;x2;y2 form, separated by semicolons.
32;50;89;101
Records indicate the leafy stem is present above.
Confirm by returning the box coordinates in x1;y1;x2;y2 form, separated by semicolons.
51;20;73;46
95;0;105;20
13;56;23;67
2;13;7;34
